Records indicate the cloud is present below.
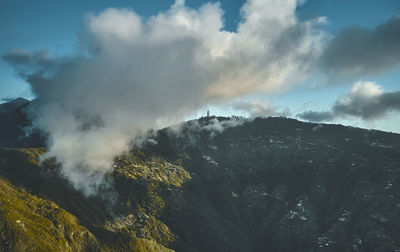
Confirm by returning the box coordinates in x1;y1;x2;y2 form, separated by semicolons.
167;116;248;145
201;117;246;136
232;100;290;117
2;47;62;78
319;17;400;83
3;0;324;195
333;81;400;119
298;81;400;122
3;47;50;66
297;110;334;122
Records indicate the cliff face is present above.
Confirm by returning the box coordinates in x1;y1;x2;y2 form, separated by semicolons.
0;99;400;251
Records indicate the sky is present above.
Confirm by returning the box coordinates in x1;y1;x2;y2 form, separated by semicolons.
1;0;400;133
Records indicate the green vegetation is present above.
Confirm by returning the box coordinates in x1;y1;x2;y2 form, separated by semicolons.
0;177;100;251
113;152;191;188
0;148;179;251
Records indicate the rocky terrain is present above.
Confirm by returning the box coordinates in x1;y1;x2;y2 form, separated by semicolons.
0;98;400;251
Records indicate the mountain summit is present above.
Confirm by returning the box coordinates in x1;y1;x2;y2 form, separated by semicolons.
0;98;29;114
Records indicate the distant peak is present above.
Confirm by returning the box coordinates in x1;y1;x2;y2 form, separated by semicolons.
0;97;29;113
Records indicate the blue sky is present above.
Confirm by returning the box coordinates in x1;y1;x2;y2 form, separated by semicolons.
1;0;400;132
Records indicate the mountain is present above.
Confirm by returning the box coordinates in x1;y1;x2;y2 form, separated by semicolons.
0;98;29;113
0;98;44;148
0;99;400;251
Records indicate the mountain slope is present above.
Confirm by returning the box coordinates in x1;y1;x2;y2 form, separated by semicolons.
0;100;400;251
0;148;179;251
0;176;101;252
147;117;400;251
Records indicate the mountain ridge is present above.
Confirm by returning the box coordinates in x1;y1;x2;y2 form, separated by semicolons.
0;98;400;251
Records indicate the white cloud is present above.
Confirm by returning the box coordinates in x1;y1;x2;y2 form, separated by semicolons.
4;0;325;195
298;81;400;122
232;100;290;117
87;8;142;42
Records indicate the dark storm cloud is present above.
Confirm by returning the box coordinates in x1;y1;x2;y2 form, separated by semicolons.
298;81;400;122
320;16;400;83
